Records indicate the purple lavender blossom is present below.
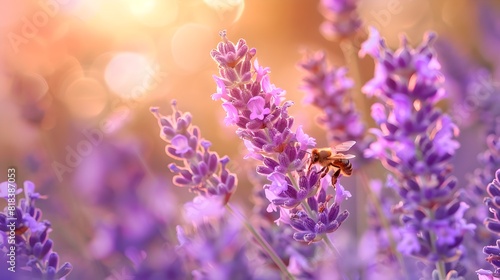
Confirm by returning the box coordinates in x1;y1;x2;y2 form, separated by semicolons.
249;162;328;279
250;169;346;279
210;31;351;244
254;221;320;279
298;50;367;155
150;100;262;279
0;181;72;279
435;38;500;130
107;242;186;280
151;100;237;204
73;140;146;205
464;118;500;248
477;269;500;280
319;0;362;40
132;248;186;280
71;139;176;272
358;179;414;279
480;169;500;278
285;178;350;244
360;28;475;278
470;121;500;198
476;0;500;67
176;218;255;279
433;36;500;274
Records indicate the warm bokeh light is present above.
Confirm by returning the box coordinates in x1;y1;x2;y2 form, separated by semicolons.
62;0;100;22
104;52;154;98
171;23;217;72
1;0;499;279
21;72;50;100
63;77;108;118
0;1;26;28
128;0;179;27
203;0;245;24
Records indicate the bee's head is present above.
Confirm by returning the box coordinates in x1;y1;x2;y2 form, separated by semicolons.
310;149;319;163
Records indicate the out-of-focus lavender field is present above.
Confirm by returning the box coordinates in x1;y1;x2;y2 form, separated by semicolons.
1;0;499;279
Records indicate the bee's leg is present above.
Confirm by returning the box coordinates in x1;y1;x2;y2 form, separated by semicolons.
316;166;329;178
331;168;341;187
307;160;314;172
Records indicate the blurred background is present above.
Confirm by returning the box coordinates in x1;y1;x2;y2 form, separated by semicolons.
0;0;498;279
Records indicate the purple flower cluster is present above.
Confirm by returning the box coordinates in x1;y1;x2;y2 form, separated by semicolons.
132;251;186;280
151;101;237;205
252;179;346;279
467;118;500;195
358;180;411;279
210;31;352;243
176;219;254;279
479;169;500;279
151;101;260;279
360;27;475;277
436;38;500;131
465;121;500;241
254;222;320;278
0;181;72;279
455;70;500;131
477;0;500;67
298;50;367;154
279;179;350;244
435;34;500;274
247;171;320;278
70;138;177;273
319;0;362;40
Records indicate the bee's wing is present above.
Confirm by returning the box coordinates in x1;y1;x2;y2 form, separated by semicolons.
329;153;356;159
333;141;356;152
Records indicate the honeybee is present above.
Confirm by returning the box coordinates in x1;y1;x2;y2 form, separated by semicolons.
308;141;356;187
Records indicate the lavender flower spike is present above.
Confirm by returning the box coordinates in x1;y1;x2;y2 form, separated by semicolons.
462;117;500;272
298;50;366;154
319;0;362;40
480;169;500;278
0;181;72;279
176;218;255;279
210;31;351;243
151;100;262;279
150;100;237;204
361;28;475;278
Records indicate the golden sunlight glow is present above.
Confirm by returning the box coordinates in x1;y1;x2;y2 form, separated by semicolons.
203;0;245;23
60;0;100;22
0;1;25;28
63;77;108;119
127;0;157;16
25;73;49;100
104;52;156;99
171;23;216;72
130;0;179;27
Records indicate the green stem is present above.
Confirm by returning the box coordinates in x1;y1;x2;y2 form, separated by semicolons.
428;211;446;280
226;203;295;280
436;258;446;280
323;235;341;256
